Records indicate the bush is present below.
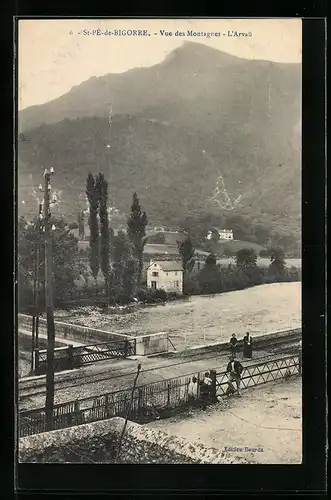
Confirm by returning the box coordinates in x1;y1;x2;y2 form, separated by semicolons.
285;266;301;282
183;275;200;295
259;248;273;257
154;288;167;300
222;267;250;291
166;291;181;300
136;287;180;304
112;288;132;305
136;287;164;304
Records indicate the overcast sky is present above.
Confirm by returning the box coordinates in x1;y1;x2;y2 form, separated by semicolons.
18;18;302;110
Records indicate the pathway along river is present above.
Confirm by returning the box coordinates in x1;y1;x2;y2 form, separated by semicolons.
57;282;301;350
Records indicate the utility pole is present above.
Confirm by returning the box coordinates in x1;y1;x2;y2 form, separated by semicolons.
43;168;56;431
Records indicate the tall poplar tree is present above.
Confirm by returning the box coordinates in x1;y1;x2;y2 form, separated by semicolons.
86;173;99;283
127;192;148;290
77;210;85;241
178;236;196;293
96;173;110;292
178;236;196;273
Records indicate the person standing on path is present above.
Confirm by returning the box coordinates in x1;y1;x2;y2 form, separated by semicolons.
200;372;212;410
229;334;238;357
187;376;198;406
226;356;244;397
243;332;253;358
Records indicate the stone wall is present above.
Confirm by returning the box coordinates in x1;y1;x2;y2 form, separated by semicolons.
135;332;169;355
18;314;130;344
160;328;302;358
18;314;169;356
19;417;247;464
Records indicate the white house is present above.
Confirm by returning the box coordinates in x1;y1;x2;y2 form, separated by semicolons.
218;229;234;240
206;228;234;241
147;260;184;294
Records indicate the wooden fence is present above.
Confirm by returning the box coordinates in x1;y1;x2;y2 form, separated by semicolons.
19;353;301;437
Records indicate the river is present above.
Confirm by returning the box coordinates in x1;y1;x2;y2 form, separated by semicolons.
60;282;301;350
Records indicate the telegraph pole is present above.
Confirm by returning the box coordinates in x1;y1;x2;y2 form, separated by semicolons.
43;168;56;431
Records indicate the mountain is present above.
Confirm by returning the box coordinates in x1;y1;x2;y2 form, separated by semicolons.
18;42;301;234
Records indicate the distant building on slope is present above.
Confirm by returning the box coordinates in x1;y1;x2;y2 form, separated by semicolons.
147;260;184;293
206;228;234;241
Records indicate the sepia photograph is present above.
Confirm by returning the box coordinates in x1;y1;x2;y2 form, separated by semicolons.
16;18;302;465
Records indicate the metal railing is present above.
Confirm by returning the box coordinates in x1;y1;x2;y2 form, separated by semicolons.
33;339;136;375
215;355;300;396
19;353;300;437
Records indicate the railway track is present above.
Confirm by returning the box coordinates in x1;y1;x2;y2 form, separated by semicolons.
18;333;301;402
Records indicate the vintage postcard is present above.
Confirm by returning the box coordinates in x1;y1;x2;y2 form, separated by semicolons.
17;18;302;465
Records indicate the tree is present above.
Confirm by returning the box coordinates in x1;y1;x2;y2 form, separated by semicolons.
110;231;132;291
122;259;137;300
18;216;83;309
235;248;262;286
268;247;287;281
222;263;250;291
178;236;196;293
86;173;100;283
178;236;195;273
127;193;148;290
111;230;132;264
235;248;258;271
18;218;35;308
109;231;136;304
96;173;111;293
77;210;85;240
198;253;223;294
269;231;295;254
253;224;271;246
207;228;221;255
209;228;220;244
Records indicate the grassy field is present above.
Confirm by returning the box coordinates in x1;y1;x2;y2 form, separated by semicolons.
55;282;301;350
220;239;265;254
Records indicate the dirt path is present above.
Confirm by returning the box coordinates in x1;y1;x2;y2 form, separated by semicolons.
148;377;302;464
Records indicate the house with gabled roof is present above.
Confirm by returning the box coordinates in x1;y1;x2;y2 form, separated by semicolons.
147;260;184;294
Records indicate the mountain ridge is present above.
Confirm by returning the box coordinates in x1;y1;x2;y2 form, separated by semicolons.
18;41;301;239
19;41;301;132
